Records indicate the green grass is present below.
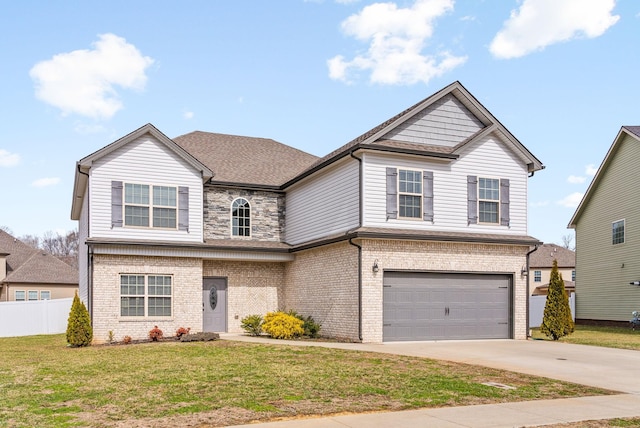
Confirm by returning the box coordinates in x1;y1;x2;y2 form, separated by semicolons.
0;334;611;427
531;325;640;350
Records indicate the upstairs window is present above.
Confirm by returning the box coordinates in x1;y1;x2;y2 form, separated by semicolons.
534;270;541;282
572;270;576;281
124;184;177;228
478;178;500;224
612;219;625;245
232;198;251;236
398;170;422;219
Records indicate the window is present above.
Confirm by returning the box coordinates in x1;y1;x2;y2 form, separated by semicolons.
124;184;176;228
40;291;51;300
15;290;25;301
478;178;500;224
534;270;541;282
612;219;625;245
120;274;172;317
398;170;422;219
232;198;251;236
571;270;576;281
27;290;38;301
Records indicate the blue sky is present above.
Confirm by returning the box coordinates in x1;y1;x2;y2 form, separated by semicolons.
0;0;637;245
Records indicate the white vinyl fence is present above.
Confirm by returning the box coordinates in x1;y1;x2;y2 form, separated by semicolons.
0;298;72;338
529;293;575;328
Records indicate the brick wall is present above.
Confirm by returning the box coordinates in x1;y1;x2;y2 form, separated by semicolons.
203;186;285;242
360;239;530;342
203;260;285;333
91;254;202;344
284;242;360;341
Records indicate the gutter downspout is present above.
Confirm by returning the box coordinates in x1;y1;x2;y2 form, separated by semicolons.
348;150;363;342
77;165;93;323
525;244;539;338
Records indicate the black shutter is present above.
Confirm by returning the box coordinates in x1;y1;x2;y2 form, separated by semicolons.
423;170;433;222
111;181;123;228
386;167;398;220
467;175;477;225
500;179;510;227
178;186;189;232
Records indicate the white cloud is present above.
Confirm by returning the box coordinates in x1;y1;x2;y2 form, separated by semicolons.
0;149;20;167
567;175;586;184
328;0;466;85
530;200;550;207
490;0;619;59
336;0;360;4
30;33;154;119
32;177;60;188
74;123;106;134
557;192;584;208
183;111;194;120
585;164;598;176
460;15;476;22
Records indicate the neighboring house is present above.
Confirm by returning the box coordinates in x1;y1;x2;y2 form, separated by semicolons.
71;81;544;343
0;230;78;301
528;243;575;296
569;126;640;324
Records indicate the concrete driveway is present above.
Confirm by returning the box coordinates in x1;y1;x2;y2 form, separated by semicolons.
223;335;640;394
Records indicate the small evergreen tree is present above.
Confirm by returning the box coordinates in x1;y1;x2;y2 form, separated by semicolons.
540;259;575;340
66;291;93;347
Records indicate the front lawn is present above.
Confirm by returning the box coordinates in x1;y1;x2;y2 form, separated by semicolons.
0;334;611;427
531;325;640;350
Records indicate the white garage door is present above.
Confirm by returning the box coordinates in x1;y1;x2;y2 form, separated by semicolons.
383;271;512;341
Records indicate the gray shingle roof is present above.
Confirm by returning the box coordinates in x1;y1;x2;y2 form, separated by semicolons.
529;243;575;268
173;131;319;187
0;230;78;285
623;126;640;138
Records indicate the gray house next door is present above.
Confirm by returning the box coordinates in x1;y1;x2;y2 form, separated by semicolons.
383;271;512;341
203;277;227;332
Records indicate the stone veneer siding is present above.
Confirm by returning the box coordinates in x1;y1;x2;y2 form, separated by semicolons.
284;242;360;341
91;254;202;344
203;186;285;241
203;260;285;333
360;239;529;343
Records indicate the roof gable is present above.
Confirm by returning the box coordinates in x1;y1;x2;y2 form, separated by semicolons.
285;81;543;188
569;126;640;227
71;123;213;220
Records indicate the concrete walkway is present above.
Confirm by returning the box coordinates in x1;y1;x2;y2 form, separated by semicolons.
221;334;640;427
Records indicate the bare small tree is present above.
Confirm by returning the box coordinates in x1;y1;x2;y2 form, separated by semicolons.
561;234;575;251
0;225;13;234
19;229;79;268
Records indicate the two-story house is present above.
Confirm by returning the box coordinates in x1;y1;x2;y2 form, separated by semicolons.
71;81;544;343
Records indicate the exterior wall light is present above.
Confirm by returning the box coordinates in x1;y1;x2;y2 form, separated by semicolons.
372;259;379;273
630;281;640;286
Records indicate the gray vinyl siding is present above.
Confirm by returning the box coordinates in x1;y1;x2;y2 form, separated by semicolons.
89;135;204;242
575;134;640;321
381;94;484;146
78;185;89;305
362;134;528;235
285;158;360;245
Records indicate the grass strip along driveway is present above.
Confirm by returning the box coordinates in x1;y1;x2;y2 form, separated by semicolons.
531;325;640;350
0;335;611;427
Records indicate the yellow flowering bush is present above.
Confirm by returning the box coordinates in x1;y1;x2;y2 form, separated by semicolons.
262;311;304;339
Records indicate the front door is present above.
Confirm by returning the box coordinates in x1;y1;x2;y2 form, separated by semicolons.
203;277;227;332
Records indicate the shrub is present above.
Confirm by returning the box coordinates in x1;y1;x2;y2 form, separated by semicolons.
241;314;264;336
107;331;115;344
123;335;132;344
176;327;191;338
287;310;321;338
541;259;575;340
149;326;163;341
262;311;304;339
66;291;93;347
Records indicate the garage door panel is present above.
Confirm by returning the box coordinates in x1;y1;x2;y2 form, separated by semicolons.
383;272;512;341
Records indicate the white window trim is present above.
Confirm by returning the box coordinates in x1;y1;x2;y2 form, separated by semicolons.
477;176;501;225
612;219;625;245
534;270;542;282
14;290;25;301
119;274;173;319
397;168;423;220
40;290;51;300
230;198;252;238
123;182;179;230
27;290;38;301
